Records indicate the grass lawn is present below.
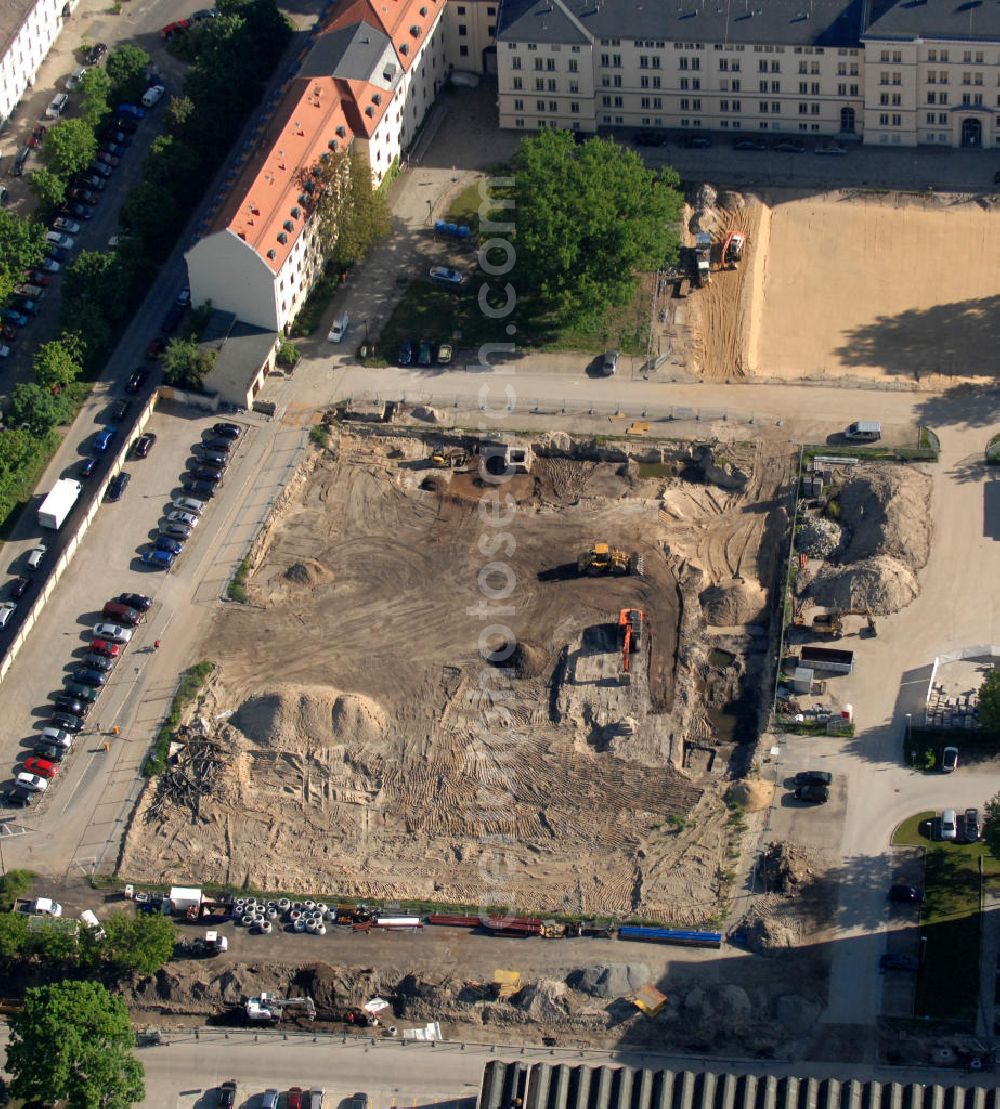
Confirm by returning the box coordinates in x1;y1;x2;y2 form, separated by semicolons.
892;811;989;1023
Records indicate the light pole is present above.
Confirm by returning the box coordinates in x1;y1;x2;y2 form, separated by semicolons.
427;199;433;224
363;318;369;342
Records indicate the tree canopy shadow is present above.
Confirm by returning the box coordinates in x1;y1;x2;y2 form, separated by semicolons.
916;384;1000;430
834;296;1000;381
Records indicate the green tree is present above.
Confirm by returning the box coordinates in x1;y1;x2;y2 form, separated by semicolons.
0;911;29;956
309;151;389;265
120;180;180;261
143;135;201;204
28;167;67;210
984;791;1000;858
7;383;71;435
40;118;97;180
162;337;215;389
0;868;35;910
980;671;1000;732
24;918;80;962
0;211;47;304
510;129;682;322
106;43;152;103
164;94;195;137
6;980;145;1108
33;334;84;390
101;912;176;975
79;67;112;129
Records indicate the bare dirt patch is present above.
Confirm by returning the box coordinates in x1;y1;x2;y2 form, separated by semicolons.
122;432;793;923
752;191;1000;382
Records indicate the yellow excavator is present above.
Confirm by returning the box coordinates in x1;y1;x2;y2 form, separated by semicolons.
811;607;877;638
577;542;644;577
430;448;467;469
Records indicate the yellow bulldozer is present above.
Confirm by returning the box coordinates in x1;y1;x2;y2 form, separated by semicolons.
577;542;644;577
430;448;468;469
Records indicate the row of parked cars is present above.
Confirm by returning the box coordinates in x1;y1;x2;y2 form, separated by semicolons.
2;593;154;806
216;1081;334;1108
141;422;242;571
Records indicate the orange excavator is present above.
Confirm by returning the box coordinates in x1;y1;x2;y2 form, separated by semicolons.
619;608;645;676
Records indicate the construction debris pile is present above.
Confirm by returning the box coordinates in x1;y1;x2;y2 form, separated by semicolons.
801;464;931;615
145;733;227;824
795;516;841;559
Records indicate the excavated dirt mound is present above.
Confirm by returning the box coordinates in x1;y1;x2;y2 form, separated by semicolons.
836;468;931;568
726;779;773;813
230;685;387;752
761;841;814;894
700;581;767;625
807;554;919;616
285;559;333;587
566;963;651;999
492;641;549;679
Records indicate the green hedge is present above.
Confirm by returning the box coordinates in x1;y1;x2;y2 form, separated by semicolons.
143;661;215;776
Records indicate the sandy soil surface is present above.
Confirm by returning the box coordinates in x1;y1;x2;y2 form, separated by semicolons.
121;432;793;923
752;191;1000;383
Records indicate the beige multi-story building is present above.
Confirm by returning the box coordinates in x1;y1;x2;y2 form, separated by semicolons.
495;0;1000;148
441;0;500;73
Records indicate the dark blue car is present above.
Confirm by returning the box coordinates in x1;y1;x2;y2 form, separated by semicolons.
94;429;115;452
154;536;183;555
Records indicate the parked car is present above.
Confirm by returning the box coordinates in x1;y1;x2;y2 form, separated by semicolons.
133;434;156;459
0;344;12;359
602;350;619;376
182;478;217;498
94;150;120;167
142;85;165;108
66;188;98;206
145;337;166;360
161;304;184;335
217;1081;238;1108
202;437;232;454
634;130;668;147
679;134;712;148
155;536;184;555
52;217;80;233
101;141;127;157
45;93;69;119
79;457;98;478
87;160;112;178
102;601;141;625
0;601;16;629
287;1090;305;1109
126;368;148;393
82;654;114;672
795;784;829;804
880;953;920;971
94;429;115;452
74;668;108;687
815;142;848;155
99;128;133;146
33;744;67;762
44;231;74;249
964;807;981;842
159;522;191;541
261;1092;279;1109
429;266;465;286
87;42;108;64
16;773;47;792
2;310;27;327
793;770;833;788
52;694;87;716
108;116;138;134
190;466;223;484
733;138;768;151
199;448;228;467
888;884;924;903
49;712;85;733
118;592;152;611
92;623;132;644
25;544;47;571
116;103;146;119
942;746;958;772
65;682;99;702
3;786;35;807
38;728;73;749
143;548;176;569
173;496;206;515
176;286;191;307
397;339;414;366
211;423;241;440
76;174;106;191
417;339;433;366
89;639;121;658
109;398;130;422
436;343;452;365
168;511;199;529
61;202;93;221
160;18;190;37
941;808;958;840
9;577;30;599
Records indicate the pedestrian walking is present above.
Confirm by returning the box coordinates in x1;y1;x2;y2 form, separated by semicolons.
153;640;160;651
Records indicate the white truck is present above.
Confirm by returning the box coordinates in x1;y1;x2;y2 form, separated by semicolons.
38;478;82;530
14;896;63;917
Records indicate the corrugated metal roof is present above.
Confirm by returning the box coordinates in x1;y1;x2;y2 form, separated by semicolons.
480;1064;1000;1109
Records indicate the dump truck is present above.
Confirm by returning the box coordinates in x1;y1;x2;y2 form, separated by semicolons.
577;543;644;577
430;448;467;469
182;930;228;957
694;231;712;287
14;897;62;917
38;478;82;530
244;993;316;1022
810;607;877;639
721;230;745;269
619;608;644;675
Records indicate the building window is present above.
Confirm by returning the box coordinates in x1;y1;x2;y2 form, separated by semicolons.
680;57;688;70
880;50;889;62
512;77;522;89
568;59;577;73
534;58;543;70
459;45;469;58
640;55;649;68
759;59;768;72
799;81;807;94
536;99;545;111
771;81;780;92
693;77;701;89
515;119;524;128
838;82;846;95
613;74;622;87
600;53;609;66
879;112;889;124
732;99;741;111
641;75;649;87
458;23;467;35
811;102;820;114
850;83;859;95
938;112;948;124
653;96;662;108
568;81;578;93
681;98;690;110
547;79;556;91
926;111;935;123
571;101;579;113
772;100;781;112
681;77;689;89
613;95;622;107
546;58;555;71
963;72;971;85
799;60;808;72
941;50;949;61
513;99;524;110
880;71;889;85
732;79;740;91
799;101;808;114
548;100;557;112
641;96;650;108
759;100;768;112
720;58;729;71
511;57;521;70
892;113;901;125
976;73;984;86
928;48;938;61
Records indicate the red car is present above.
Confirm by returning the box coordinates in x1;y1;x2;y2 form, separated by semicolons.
160;18;190;36
23;271;50;287
95;150;120;167
287;1091;304;1109
22;757;57;779
145;337;165;360
1;325;18;342
90;639;121;659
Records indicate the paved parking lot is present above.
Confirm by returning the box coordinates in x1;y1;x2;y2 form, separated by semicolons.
0;400;309;877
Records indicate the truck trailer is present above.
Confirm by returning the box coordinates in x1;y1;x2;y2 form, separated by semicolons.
38;478;82;530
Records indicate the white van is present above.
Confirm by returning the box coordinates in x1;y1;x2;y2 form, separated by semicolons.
844;421;881;442
66;66;87;90
327;312;349;343
941;809;957;841
0;602;16;629
45;231;74;249
45;93;69;118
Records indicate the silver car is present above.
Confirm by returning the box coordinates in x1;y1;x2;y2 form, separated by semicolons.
92;622;132;644
159;521;191;541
